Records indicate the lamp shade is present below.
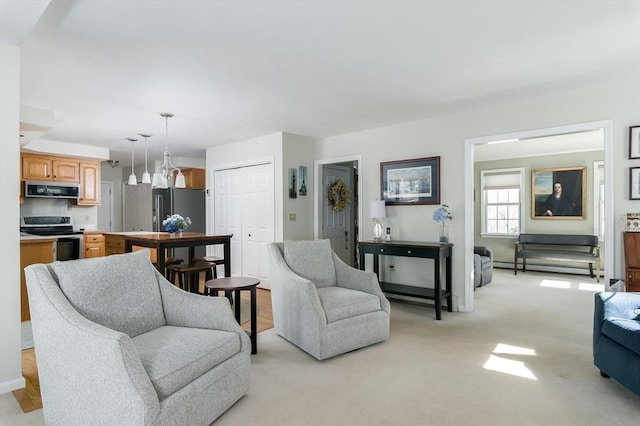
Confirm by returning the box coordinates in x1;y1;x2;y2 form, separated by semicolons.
369;200;386;219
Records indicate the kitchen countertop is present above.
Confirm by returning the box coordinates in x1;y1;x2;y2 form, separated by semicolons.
20;235;57;242
102;231;159;236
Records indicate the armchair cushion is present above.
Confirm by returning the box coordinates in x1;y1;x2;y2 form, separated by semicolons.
284;239;336;288
133;326;241;400
601;318;640;356
317;286;382;323
52;250;165;337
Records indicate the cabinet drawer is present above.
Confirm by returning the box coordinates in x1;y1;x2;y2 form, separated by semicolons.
370;246;433;257
85;234;104;243
105;239;124;248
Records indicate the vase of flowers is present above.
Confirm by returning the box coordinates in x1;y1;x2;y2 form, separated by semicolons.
432;204;452;243
163;214;191;236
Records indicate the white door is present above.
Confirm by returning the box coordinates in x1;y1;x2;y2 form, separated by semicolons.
214;164;275;287
322;164;353;265
98;181;113;231
242;164;274;283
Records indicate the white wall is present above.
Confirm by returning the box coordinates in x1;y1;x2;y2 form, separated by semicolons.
282;133;316;240
318;76;640;309
0;43;24;393
206;132;284;240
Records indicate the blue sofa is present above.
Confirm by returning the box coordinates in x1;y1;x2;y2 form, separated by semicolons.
593;292;640;395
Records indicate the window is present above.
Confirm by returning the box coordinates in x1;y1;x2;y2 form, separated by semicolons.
481;168;524;236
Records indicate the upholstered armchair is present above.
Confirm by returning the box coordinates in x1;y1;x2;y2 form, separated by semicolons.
474;245;494;288
25;250;251;426
268;240;390;360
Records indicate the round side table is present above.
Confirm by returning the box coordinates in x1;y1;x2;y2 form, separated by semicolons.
205;277;259;354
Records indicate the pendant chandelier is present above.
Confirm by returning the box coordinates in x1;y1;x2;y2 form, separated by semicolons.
126;137;138;186
152;112;186;189
138;133;152;184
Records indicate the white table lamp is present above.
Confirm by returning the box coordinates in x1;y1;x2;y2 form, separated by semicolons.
369;200;386;241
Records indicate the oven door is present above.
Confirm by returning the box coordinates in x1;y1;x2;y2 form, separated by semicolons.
56;237;82;261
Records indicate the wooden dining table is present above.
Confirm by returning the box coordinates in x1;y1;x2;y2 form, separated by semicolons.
123;232;233;278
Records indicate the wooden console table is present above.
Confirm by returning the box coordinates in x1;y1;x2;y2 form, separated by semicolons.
358;240;453;320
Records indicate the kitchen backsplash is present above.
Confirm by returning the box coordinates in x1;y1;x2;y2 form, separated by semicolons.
20;198;98;226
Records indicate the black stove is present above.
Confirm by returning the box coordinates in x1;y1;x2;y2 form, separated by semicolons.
20;216;84;236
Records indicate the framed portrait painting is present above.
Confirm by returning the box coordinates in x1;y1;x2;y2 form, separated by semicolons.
531;166;586;219
380;156;440;205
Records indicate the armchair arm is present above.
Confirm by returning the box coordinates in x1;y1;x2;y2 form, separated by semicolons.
268;243;327;326
333;253;390;313
593;292;640;351
157;271;251;352
25;264;160;425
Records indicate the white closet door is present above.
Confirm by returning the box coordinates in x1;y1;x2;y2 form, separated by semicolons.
242;164;274;284
214;163;274;285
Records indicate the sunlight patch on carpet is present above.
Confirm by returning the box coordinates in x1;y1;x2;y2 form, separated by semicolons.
493;343;536;356
578;282;604;292
483;354;537;380
539;279;571;289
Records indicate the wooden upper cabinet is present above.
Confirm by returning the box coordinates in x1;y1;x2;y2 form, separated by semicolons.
52;159;80;182
22;154;79;182
78;161;101;205
182;168;206;189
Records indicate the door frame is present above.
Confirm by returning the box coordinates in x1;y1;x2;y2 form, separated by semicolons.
314;155;362;241
463;119;614;313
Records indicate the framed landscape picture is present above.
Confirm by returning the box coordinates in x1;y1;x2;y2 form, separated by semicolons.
629;167;640;200
629;125;640;159
531;166;586;219
380;156;440;205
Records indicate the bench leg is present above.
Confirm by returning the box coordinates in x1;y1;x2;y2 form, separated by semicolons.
589;263;594;278
522;259;526;272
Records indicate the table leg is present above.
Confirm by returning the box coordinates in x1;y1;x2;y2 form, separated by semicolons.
434;255;442;320
157;244;166;277
224;241;231;277
234;290;241;322
250;285;257;354
446;252;453;312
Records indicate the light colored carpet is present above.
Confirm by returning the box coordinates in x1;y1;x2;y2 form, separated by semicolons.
2;269;639;425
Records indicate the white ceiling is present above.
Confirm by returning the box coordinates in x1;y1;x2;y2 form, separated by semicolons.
6;0;639;165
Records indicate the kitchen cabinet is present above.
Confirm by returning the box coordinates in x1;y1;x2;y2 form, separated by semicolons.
77;161;101;205
84;233;105;258
22;154;79;182
624;232;640;292
20;238;56;321
20;153;101;205
104;233;156;262
105;234;125;256
182;168;206;189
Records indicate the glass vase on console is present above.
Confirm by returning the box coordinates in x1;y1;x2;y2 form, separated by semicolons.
439;222;449;243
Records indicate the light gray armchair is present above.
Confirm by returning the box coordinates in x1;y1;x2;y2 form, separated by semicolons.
25;250;250;426
268;240;390;360
474;245;494;288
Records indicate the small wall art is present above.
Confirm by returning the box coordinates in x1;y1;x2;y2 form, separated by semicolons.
629;167;640;200
629;125;640;159
298;165;307;196
288;168;297;199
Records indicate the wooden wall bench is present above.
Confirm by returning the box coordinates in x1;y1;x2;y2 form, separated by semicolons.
514;233;600;281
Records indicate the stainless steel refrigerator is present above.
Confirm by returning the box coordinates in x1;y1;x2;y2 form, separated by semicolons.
123;186;206;260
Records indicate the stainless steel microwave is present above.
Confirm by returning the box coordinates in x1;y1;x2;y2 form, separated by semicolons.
25;181;80;199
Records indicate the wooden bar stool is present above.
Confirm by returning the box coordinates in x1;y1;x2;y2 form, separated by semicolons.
167;261;217;293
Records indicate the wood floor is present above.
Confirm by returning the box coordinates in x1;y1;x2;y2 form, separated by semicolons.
13;288;274;413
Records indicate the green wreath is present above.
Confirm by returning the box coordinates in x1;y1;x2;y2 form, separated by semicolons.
328;179;351;212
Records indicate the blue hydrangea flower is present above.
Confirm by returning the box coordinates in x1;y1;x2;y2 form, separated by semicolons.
162;214;191;233
432;205;452;223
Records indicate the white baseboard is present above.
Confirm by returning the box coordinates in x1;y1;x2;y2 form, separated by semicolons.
0;377;25;395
